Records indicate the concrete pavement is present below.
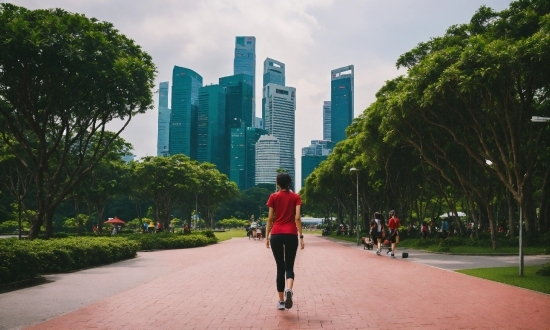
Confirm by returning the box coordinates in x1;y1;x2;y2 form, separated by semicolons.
0;234;549;329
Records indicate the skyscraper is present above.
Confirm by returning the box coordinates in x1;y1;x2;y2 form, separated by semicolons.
255;135;280;185
262;58;285;122
169;66;203;158
301;140;335;188
233;36;256;118
219;74;253;128
323;101;331;141
197;84;226;172
330;65;354;143
263;83;296;179
229;123;267;189
263;58;285;87
157;81;170;156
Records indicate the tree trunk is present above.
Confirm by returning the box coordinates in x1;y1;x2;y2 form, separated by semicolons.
506;191;515;238
45;208;55;239
485;205;497;250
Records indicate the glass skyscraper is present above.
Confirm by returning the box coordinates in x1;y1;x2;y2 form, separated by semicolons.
229;123;267;189
233;36;256;119
219;74;253;128
197;84;226;172
263;83;296;179
157;81;170;156
301;140;335;188
330;65;354;143
169;66;203;158
262;58;285;123
323;101;331;141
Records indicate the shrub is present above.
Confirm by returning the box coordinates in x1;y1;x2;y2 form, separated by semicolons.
0;237;139;285
200;230;216;238
536;263;550;276
126;233;217;250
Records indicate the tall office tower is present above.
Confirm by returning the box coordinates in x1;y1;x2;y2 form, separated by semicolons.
170;66;203;158
197;84;226;172
219;74;253;128
301;140;335;188
323;101;331;141
330;65;354;143
157;81;171;156
229;123;267;189
263;84;296;179
254;117;263;129
262;57;286;121
233;36;256;118
255;135;280;185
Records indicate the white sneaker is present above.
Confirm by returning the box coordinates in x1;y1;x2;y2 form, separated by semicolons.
376;250;381;255
277;301;285;310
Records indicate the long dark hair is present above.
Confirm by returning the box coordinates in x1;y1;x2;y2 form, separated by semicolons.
276;173;292;191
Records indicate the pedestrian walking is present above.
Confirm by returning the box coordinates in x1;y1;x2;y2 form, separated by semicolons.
265;173;304;311
370;212;385;255
388;210;401;258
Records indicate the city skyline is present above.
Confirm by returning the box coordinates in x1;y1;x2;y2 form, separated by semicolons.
17;0;513;190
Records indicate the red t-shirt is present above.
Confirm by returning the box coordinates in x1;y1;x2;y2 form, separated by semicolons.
266;190;302;235
388;217;400;230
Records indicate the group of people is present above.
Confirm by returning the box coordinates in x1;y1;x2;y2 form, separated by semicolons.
370;210;401;258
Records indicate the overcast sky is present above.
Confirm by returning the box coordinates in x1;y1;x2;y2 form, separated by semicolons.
17;0;512;190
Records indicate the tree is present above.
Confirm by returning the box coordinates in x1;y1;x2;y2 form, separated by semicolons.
0;4;156;238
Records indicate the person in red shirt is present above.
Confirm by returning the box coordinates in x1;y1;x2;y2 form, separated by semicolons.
265;173;304;311
388;210;401;258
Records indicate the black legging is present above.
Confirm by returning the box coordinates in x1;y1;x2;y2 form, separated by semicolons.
270;234;298;292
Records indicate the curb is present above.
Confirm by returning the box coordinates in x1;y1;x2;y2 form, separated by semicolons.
0;276;47;294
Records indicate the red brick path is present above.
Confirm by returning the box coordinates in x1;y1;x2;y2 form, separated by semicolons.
26;235;550;329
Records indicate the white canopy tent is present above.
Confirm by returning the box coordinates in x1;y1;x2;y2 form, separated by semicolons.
439;212;467;218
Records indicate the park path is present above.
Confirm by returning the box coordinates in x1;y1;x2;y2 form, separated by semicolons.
12;235;550;329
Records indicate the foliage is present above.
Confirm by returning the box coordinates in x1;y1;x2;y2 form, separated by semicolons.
0;4;156;239
125;233;217;250
536;263;550;276
0;220;26;233
217;217;250;228
0;237;139;284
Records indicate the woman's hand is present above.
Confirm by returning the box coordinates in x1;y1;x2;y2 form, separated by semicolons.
266;236;270;249
300;237;305;250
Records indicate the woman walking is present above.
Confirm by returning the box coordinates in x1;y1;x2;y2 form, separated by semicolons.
265;173;304;310
388;210;401;258
370;212;385;255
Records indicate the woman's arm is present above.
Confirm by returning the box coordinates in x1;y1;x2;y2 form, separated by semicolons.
265;207;274;248
295;205;304;249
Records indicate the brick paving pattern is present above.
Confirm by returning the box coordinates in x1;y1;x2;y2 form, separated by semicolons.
25;235;550;329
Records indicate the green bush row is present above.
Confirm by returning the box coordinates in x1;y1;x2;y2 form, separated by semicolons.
0;237;140;285
126;232;217;250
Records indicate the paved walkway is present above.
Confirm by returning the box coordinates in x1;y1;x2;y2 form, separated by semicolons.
1;235;549;329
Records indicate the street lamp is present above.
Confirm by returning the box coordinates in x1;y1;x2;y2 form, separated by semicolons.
525;116;550;275
350;167;360;246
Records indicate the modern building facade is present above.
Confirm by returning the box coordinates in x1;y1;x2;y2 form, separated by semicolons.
330;65;354;143
219;74;253;128
322;101;331;142
262;57;286;121
229;123;267;189
301;140;335;188
255;135;280;185
169;66;203;158
263;84;296;179
157;81;170;156
197;84;226;172
233;36;256;118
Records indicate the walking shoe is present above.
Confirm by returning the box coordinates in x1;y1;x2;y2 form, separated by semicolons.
390;253;395;258
277;301;285;310
284;289;293;309
376;250;381;255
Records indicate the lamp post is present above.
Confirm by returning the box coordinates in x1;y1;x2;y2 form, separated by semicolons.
525;116;550;275
350;167;360;246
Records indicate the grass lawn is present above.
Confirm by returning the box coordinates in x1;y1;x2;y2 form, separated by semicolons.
214;229;248;241
457;266;550;294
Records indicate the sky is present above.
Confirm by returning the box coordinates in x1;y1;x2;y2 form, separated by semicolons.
16;0;512;190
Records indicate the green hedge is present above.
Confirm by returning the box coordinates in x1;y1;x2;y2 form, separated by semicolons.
126;232;217;250
0;237;139;285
